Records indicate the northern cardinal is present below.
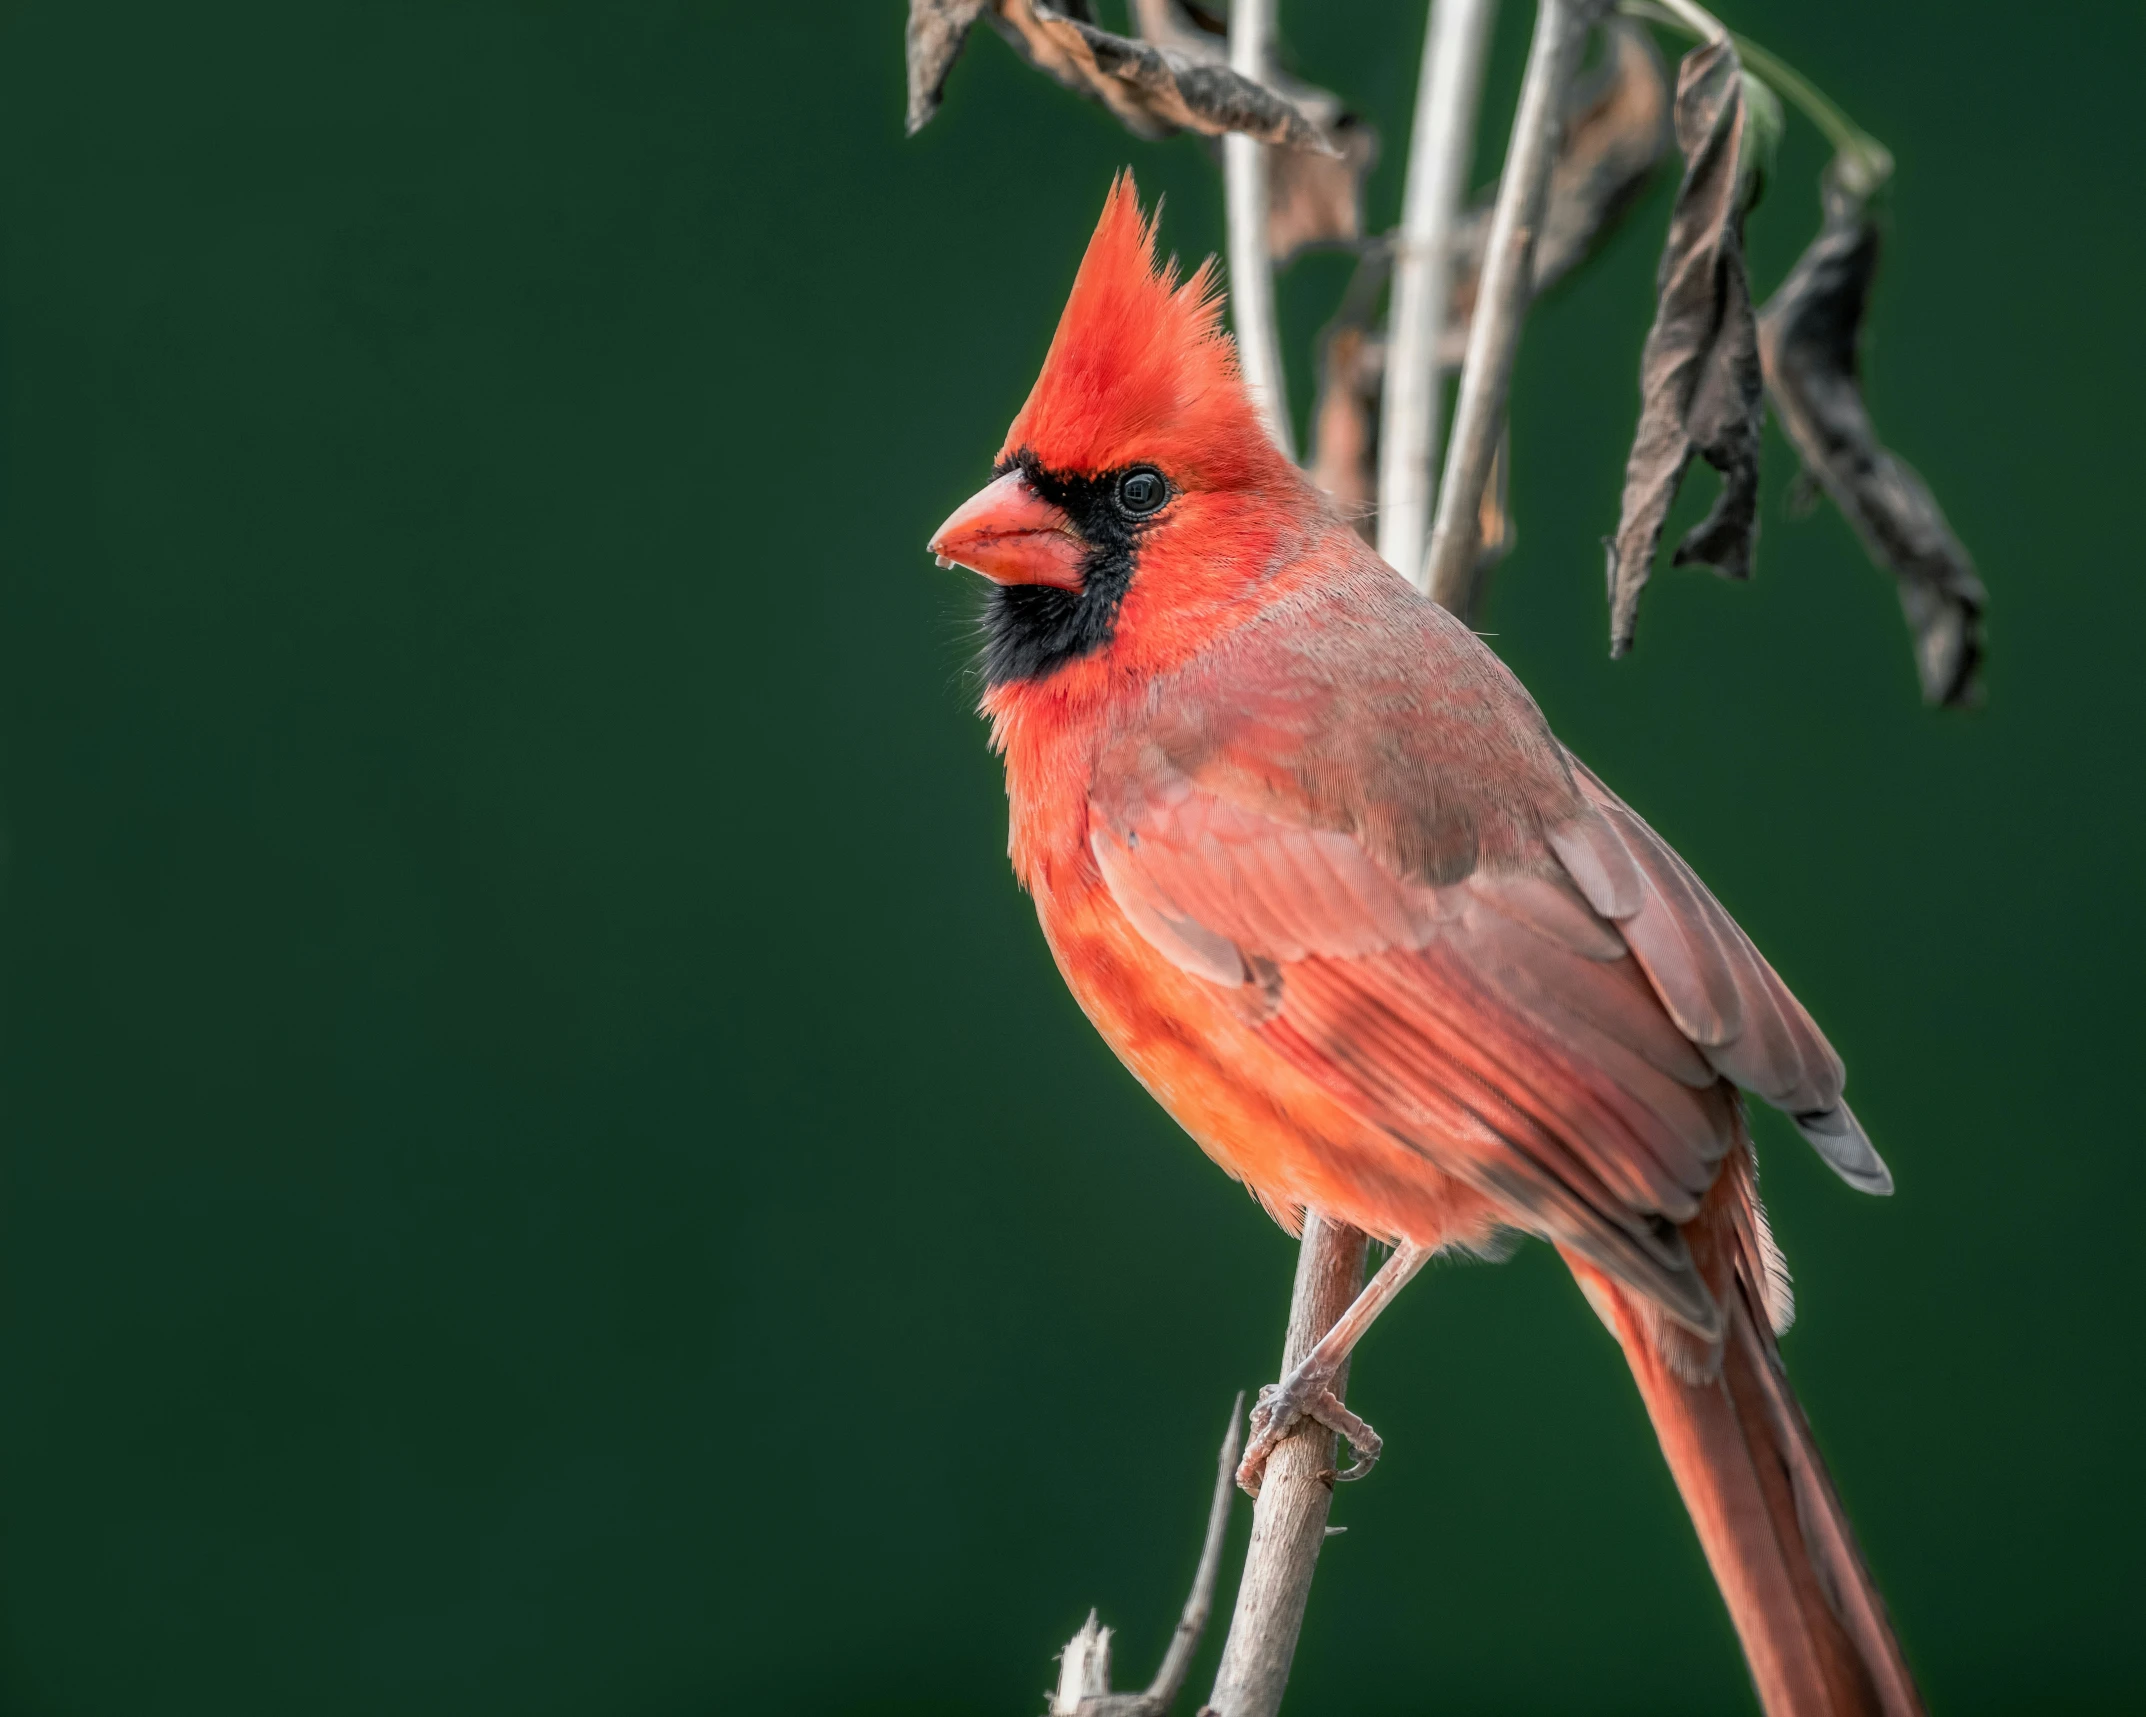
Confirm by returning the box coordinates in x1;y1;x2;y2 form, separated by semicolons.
930;177;1922;1717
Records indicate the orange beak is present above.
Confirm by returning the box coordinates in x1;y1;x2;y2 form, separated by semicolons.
927;470;1087;592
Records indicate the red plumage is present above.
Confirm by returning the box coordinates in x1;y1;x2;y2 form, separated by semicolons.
931;178;1921;1717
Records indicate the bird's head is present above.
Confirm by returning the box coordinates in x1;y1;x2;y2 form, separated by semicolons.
929;174;1310;694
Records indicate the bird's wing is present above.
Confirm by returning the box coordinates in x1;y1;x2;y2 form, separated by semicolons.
1549;753;1889;1194
1089;742;1885;1335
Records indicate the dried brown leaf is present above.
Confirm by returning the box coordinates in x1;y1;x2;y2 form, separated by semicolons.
1759;171;1987;707
1129;0;1221;52
1129;0;1366;258
1269;111;1378;265
1604;38;1764;659
1308;249;1392;539
993;0;1335;150
906;0;993;136
1534;20;1672;294
1311;322;1381;537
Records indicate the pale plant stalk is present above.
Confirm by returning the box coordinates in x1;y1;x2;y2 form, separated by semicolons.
1206;1215;1369;1717
1225;0;1296;459
1423;0;1594;614
1376;0;1499;591
1639;0;1724;43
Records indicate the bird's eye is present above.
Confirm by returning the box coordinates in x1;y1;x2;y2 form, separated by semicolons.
1115;468;1168;517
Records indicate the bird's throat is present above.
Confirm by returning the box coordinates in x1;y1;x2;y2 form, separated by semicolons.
976;452;1142;687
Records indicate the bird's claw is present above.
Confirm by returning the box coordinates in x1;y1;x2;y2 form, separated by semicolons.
1235;1371;1384;1498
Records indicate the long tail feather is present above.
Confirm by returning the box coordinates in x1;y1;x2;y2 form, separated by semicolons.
1568;1152;1924;1717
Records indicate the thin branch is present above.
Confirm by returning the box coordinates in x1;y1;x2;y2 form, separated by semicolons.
1133;1392;1243;1714
1376;0;1500;592
1205;1215;1369;1717
1631;0;1723;44
1224;0;1297;458
1055;1395;1246;1717
1619;0;1894;194
1423;0;1599;617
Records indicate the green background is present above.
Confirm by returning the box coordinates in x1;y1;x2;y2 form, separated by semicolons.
1;2;2139;1711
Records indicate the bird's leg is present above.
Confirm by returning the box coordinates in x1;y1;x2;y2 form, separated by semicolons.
1237;1240;1433;1497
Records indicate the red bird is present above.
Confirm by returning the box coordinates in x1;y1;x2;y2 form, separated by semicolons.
930;178;1922;1717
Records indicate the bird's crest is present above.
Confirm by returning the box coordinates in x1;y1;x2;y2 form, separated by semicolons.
1000;174;1286;491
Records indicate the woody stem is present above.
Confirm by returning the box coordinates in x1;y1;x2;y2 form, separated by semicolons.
1424;0;1599;619
1205;1214;1370;1717
1225;0;1297;459
1378;0;1500;591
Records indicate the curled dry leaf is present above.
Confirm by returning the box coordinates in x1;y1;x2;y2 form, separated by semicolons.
1268;112;1377;265
1129;0;1371;262
909;0;1350;234
906;0;995;135
1308;247;1393;539
1759;170;1987;706
992;0;1336;150
1604;37;1764;658
1535;21;1673;293
1310;323;1381;531
1443;20;1671;364
1128;0;1222;56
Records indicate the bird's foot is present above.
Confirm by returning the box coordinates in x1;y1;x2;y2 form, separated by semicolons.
1234;1356;1383;1498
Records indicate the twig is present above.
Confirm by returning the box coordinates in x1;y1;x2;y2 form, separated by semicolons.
1204;1215;1370;1717
1630;0;1723;44
1376;0;1499;592
1423;0;1599;617
1047;1397;1246;1717
1619;0;1894;194
1131;1392;1243;1714
1053;1612;1114;1716
1224;0;1296;458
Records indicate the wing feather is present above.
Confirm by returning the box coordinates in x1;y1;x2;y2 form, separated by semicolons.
1092;734;1891;1335
1273;952;1715;1332
1553;758;1891;1194
1094;769;1743;1332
